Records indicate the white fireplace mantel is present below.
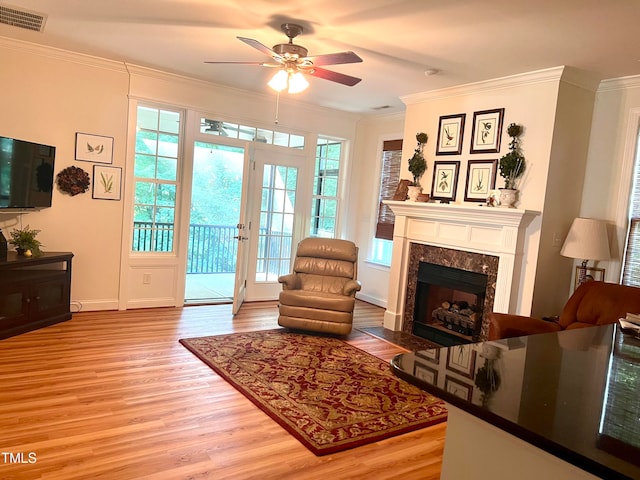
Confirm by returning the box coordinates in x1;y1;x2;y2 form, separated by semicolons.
383;200;538;331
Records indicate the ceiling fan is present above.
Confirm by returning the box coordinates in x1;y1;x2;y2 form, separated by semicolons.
205;23;363;93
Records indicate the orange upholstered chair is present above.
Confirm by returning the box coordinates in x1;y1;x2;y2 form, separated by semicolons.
487;281;640;340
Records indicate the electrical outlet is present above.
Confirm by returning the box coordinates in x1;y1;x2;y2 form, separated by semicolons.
143;273;152;284
552;232;563;248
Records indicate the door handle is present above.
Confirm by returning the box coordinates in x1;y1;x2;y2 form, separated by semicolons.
233;235;248;241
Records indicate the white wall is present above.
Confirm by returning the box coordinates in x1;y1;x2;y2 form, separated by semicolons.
399;68;566;316
581;77;640;281
352;112;405;306
353;67;609;318
3;34;637;315
0;39;130;312
0;38;362;311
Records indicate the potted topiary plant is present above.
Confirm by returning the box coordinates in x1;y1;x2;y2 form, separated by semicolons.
9;225;43;257
498;123;526;207
407;132;428;201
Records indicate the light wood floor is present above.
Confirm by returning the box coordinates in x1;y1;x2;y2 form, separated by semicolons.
0;301;445;480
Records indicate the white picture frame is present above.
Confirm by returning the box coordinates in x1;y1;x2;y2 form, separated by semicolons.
92;165;122;201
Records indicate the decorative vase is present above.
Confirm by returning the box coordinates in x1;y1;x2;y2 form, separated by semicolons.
499;188;518;208
407;185;422;202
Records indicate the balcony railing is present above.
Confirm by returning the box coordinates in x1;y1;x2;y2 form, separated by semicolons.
133;222;238;274
133;222;293;276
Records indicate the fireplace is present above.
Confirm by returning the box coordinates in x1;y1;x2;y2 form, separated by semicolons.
383;201;535;341
403;243;498;344
413;262;489;345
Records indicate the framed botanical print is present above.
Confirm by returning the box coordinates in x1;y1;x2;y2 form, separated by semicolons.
430;160;460;202
436;113;465;155
446;344;477;378
416;348;440;364
464;159;498;202
444;376;473;401
414;362;438;384
92;165;122;201
75;132;114;164
470;108;504;154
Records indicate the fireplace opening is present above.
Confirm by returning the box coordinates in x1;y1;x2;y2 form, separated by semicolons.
412;262;488;346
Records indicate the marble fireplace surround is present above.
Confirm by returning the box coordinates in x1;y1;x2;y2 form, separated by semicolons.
383;201;537;339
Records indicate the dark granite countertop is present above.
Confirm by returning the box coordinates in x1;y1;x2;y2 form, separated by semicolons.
391;324;640;480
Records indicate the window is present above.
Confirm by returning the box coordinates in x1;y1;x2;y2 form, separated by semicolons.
622;130;640;286
370;139;403;266
200;117;305;149
132;105;181;252
310;137;343;238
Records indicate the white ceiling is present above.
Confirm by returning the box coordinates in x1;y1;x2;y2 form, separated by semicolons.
2;0;640;114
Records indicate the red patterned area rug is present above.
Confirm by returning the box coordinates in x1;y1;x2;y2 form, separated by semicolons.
179;329;447;456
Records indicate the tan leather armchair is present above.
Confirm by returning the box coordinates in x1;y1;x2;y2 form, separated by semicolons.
277;237;361;335
488;281;640;340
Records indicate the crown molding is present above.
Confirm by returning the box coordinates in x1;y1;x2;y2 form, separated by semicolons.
0;35;127;73
0;35;361;121
125;64;363;122
598;74;640;93
401;66;566;105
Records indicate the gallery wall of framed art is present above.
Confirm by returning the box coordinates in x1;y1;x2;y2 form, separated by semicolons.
418;108;507;204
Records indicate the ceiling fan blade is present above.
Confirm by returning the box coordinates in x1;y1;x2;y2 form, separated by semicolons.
306;67;362;86
237;36;283;61
204;61;280;66
304;51;363;66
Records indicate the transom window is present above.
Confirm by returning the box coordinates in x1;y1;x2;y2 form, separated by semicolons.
200;118;304;149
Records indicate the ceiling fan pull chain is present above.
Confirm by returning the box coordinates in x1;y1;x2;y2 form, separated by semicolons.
274;91;280;125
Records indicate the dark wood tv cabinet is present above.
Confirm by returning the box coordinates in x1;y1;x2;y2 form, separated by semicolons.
0;251;74;340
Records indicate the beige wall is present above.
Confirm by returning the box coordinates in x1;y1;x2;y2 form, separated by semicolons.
399;68;572;316
0;38;362;310
3;35;638;315
0;39;130;311
581;77;640;281
352;112;405;306
355;70;639;319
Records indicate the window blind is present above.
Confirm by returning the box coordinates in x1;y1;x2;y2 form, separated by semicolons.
622;139;640;286
622;218;640;286
375;139;403;240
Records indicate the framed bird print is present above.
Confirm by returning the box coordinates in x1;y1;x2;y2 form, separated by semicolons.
470;108;504;154
75;132;114;164
436;113;465;155
431;160;460;202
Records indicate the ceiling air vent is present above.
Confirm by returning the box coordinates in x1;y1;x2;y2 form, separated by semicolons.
0;4;47;32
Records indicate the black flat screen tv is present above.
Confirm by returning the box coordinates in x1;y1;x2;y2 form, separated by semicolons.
0;135;56;210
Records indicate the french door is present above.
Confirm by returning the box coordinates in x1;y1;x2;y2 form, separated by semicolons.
244;146;306;301
184;140;250;313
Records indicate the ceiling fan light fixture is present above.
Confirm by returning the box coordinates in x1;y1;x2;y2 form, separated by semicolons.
288;71;309;94
268;69;309;94
268;69;289;92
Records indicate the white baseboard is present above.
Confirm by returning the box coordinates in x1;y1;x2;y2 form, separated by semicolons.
356;293;387;308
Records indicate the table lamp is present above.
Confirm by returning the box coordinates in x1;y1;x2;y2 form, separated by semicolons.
560;217;610;286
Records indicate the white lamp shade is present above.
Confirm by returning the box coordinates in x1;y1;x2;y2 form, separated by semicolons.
560;217;611;261
267;70;288;92
287;72;309;94
268;69;309;94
